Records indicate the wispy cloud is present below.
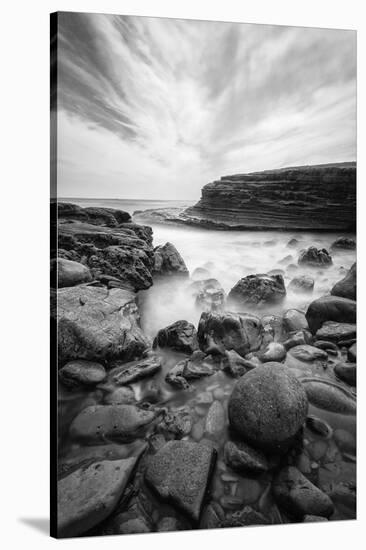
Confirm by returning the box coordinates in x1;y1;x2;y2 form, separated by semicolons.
56;13;356;199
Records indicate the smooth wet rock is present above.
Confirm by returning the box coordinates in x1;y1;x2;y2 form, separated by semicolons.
228;364;308;452
289;344;328;362
228;273;286;307
69;404;156;443
262;314;286;342
258;342;286;362
108;356;161;386
54;286;150;364
298;247;332;268
205;401;226;438
334;362;356;386
348;343;356;362
306;416;333;438
305;295;356;333
104;386;136;405
51;258;92;288
315;321;356;343
288;275;314;294
154;320;199;354
283;309;309;333
145;440;216;521
273;466;334;519
331;262;356;301
57;456;139;537
59;360;106;387
224;440;268;473
153;242;189;278
283;330;310;350
330;237;356;251
198;311;263;357
301;378;356;414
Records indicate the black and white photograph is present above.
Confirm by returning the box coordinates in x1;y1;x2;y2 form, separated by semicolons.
50;10;356;540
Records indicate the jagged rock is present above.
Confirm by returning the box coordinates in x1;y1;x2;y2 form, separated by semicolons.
348;343;356;362
228;273;286;307
51;258;92;288
288;275;314;294
289;344;328;362
54;286;150;365
300;378;356;414
182;164;356;231
69;404;156;443
108;357;161;386
315;321;356;343
165;361;191;390
183;355;216;380
59;360;106;387
57;202;131;226
334;362;356;386
190;278;225;312
198;311;263;357
331;262;356;300
222;349;249;377
258;342;286;362
162;408;192;437
145;440;216;521
298;247;332;267
154;320;199;354
228;364;308;452
273;466;334;519
153;242;189;278
224;440;268;473
330;237;356;251
305;295;356;333
283;309;308;333
57;456;139;537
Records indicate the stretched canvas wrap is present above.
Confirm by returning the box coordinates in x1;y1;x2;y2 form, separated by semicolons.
50;11;357;539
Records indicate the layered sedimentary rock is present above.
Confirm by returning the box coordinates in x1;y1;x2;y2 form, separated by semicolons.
183;163;356;231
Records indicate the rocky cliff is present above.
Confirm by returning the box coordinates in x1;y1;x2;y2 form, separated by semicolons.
183;162;356;231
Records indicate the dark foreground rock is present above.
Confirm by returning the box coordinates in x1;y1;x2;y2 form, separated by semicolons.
145;440;216;521
57;456;139;537
228;274;286;307
51;258;92;288
224;440;269;474
273;466;334;519
53;286;150;365
108;356;162;386
331;263;356;300
305;296;356;333
154;320;199;354
153;242;189;278
228;364;308;452
59;360;106;388
298;247;332;267
198;311;263;357
56;202;131;226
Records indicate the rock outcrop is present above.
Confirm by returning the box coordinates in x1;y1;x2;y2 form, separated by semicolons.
182;163;356;231
153;242;189;278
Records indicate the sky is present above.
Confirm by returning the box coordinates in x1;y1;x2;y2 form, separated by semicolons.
56;12;356;200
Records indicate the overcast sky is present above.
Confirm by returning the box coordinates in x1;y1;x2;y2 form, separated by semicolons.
56;12;356;200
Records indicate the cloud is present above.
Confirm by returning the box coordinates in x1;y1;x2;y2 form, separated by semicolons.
55;13;356;199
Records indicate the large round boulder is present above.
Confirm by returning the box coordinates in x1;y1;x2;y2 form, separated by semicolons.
228;274;286;308
228;364;308;452
331;262;356;301
305;295;356;333
298;247;332;267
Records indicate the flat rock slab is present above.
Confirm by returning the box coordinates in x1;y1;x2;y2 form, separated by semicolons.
316;321;356;343
108;357;161;385
70;404;156;443
55;286;150;364
273;466;334;519
59;360;106;388
145;440;216;521
58;456;139;537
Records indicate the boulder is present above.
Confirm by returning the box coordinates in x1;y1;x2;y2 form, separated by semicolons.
315;321;356;343
305;295;356;333
153;242;189;278
258;342;286;363
283;309;309;332
298;247;332;267
224;440;268;474
162;408;192;438
288;275;314;294
183;354;216;380
51;258;92;288
57;456;139;537
59;360;106;387
54;286;150;365
330;237;356;251
145;440;216;521
331;263;356;300
153;320;199;354
300;378;356;414
197;311;263;357
289;344;328;362
69;404;156;443
228;273;286;307
287;238;299;248
189;278;225;312
228;364;308;452
165;361;190;389
108;356;161;386
273;466;334;519
334;362;356;386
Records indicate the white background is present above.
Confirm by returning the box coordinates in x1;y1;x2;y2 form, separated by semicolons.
0;0;364;548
